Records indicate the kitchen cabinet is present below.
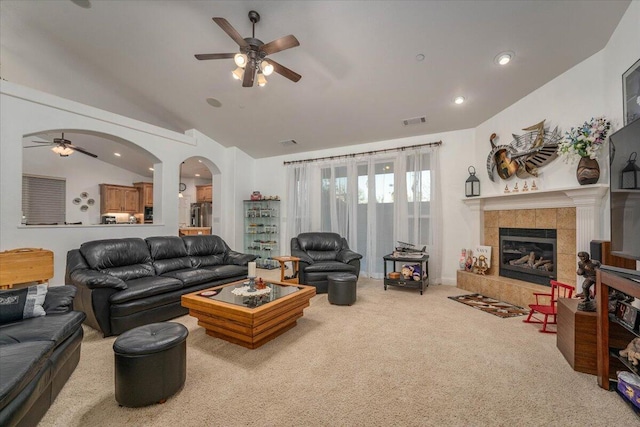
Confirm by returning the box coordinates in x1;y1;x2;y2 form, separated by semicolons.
196;184;212;203
100;184;139;214
134;182;153;207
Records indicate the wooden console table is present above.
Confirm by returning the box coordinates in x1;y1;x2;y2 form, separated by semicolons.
0;248;53;289
557;297;597;375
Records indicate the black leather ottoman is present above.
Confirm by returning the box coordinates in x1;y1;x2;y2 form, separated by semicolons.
113;322;188;407
328;273;357;305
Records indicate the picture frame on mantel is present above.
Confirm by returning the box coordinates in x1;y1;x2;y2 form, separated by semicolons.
622;58;640;125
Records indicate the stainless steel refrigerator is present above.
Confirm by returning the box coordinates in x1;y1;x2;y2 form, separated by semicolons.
190;202;212;227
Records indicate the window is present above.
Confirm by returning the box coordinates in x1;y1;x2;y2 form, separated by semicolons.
22;175;66;225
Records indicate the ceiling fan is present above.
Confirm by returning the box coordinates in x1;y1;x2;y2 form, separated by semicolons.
195;10;301;87
25;133;98;158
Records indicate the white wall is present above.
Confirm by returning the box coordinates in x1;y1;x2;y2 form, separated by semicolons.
1;82;244;285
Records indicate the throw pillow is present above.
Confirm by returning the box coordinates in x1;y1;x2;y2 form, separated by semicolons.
0;284;48;324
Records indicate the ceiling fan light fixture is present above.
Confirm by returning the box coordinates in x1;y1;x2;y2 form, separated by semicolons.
232;67;244;80
257;72;267;87
234;53;248;68
51;145;74;156
260;60;274;76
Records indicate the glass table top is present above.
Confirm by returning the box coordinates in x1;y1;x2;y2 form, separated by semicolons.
198;281;301;308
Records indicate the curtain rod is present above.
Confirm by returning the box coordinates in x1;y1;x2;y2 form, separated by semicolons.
283;140;442;165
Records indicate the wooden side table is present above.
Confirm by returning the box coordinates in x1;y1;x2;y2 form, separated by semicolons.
272;256;300;284
557;297;597;375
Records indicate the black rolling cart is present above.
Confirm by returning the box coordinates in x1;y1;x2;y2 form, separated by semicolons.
383;253;429;295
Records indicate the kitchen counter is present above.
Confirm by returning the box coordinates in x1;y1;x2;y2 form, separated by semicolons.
178;227;211;236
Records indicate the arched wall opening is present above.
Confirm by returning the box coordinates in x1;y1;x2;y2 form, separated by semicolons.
178;156;222;235
22;129;161;226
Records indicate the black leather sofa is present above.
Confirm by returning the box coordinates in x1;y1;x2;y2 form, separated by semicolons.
0;286;85;427
291;232;362;293
66;235;257;337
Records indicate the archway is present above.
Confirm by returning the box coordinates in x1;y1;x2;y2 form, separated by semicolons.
178;156;221;235
22;129;160;226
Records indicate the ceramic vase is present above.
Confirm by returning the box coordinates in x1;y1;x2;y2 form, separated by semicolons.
576;157;600;185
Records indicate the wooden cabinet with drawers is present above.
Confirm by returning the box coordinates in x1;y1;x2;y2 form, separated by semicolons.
196;184;212;202
100;184;139;214
133;182;153;207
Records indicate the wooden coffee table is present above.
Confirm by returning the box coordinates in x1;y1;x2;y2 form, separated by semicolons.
181;280;315;349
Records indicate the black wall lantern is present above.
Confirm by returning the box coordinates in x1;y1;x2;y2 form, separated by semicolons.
465;166;480;197
621;152;639;189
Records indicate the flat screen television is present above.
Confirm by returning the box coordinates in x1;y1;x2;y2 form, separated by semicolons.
609;117;640;261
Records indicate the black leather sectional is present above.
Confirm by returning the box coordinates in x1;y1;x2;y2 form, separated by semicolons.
66;235;257;337
0;286;85;427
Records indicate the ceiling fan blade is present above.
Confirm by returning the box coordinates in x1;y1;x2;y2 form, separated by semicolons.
268;59;302;82
66;144;98;158
195;53;235;60
242;61;255;87
24;145;51;148
212;17;248;48
30;140;54;144
260;35;300;55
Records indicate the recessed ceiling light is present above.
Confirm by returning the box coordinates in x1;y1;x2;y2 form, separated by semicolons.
206;98;222;108
149;167;154;171
195;173;200;177
495;51;514;66
114;152;121;157
415;54;425;62
454;96;465;105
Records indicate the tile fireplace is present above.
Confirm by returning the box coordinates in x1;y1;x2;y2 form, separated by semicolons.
459;184;608;308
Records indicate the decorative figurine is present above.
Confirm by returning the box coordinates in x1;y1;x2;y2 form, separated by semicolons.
531;180;538;190
504;185;510;194
512;183;519;193
576;251;601;312
472;255;489;275
465;250;474;272
522;181;529;192
459;249;467;270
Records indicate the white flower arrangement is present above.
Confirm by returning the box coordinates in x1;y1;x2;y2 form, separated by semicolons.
558;116;611;163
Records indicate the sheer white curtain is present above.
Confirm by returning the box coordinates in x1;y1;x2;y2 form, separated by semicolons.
285;144;442;283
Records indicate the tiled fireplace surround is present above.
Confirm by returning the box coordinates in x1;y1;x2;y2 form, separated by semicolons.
457;185;608;309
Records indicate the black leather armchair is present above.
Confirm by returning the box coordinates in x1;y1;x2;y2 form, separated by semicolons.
291;232;362;293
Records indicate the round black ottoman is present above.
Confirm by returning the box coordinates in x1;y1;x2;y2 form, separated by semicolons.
328;273;358;305
113;322;188;407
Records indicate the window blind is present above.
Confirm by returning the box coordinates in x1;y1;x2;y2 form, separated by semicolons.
22;175;66;225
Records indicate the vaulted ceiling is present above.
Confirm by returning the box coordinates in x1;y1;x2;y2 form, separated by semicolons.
1;0;631;163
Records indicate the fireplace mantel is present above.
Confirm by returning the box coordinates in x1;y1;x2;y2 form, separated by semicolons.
462;184;608;210
462;183;609;290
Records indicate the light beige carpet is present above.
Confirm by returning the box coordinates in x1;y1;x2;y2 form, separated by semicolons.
39;277;637;426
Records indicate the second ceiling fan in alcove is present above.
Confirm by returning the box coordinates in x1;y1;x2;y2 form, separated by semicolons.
195;10;301;87
25;133;98;158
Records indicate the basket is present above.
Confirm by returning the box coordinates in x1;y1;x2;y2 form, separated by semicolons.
388;272;401;280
